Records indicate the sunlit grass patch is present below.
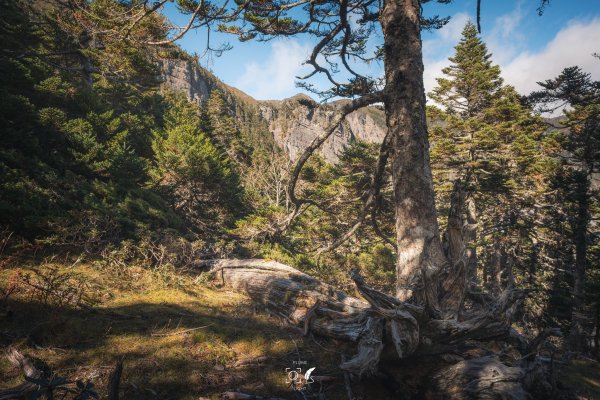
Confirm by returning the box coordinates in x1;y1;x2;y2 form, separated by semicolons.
0;260;347;399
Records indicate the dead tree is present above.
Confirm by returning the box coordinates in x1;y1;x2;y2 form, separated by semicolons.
197;259;558;398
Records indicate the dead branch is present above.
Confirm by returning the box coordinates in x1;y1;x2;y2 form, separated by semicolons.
107;360;123;400
151;324;214;337
315;130;392;254
232;356;270;368
0;348;43;400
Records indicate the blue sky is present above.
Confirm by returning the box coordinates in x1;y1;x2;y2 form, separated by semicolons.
165;0;600;101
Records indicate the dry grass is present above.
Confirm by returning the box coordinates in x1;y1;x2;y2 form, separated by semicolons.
0;261;350;399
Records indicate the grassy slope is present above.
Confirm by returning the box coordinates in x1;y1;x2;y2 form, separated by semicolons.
0;261;389;399
2;261;599;399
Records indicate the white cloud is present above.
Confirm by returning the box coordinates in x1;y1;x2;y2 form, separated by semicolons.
424;57;452;101
236;40;312;100
423;12;470;60
501;18;600;96
485;3;526;64
423;9;600;114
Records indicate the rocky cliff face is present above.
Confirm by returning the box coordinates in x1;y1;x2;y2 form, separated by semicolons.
158;59;214;105
159;59;386;162
258;95;386;161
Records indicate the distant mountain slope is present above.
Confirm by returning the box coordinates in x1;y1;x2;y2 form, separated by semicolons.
159;59;387;162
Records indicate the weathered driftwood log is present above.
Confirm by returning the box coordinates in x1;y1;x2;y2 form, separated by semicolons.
0;348;43;400
198;259;395;376
197;258;539;400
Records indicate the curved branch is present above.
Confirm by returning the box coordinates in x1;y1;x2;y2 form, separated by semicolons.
147;1;205;45
278;90;384;233
297;23;344;89
147;0;234;45
315;130;391;253
370;203;397;250
123;0;168;40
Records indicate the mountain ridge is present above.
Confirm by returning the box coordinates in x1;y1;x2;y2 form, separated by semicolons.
159;58;387;162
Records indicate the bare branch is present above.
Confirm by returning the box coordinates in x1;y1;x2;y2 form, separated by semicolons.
278;90;384;233
123;0;168;40
147;0;233;45
315;130;392;253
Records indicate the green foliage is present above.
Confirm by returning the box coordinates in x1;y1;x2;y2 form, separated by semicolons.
428;22;558;329
429;21;503;117
529;66;600;340
207;89;253;163
234;141;396;292
151;93;244;228
0;1;246;248
4;1;598;355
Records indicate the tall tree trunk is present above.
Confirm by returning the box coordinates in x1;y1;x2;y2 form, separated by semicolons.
439;180;468;317
569;173;589;351
381;0;446;305
465;198;478;287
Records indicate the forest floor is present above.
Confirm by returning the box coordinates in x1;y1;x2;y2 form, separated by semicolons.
0;259;399;399
1;260;599;399
562;358;600;399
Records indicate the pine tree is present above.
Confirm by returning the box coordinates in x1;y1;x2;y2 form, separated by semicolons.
530;66;600;351
152;94;243;229
429;22;548;299
430;21;503;117
206;90;251;163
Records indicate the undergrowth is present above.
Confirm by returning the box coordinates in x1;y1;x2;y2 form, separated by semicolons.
0;255;355;399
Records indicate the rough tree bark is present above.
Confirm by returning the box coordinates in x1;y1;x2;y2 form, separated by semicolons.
381;0;447;305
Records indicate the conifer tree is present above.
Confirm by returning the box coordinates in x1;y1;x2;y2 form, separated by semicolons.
207;90;251;163
430;21;503;117
530;66;600;351
429;22;547;295
152;94;242;229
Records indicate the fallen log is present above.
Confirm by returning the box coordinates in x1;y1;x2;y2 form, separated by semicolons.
198;259;424;376
197;259;554;398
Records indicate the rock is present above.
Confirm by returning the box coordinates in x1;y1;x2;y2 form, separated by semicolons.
158;59;213;105
260;95;386;162
158;59;387;163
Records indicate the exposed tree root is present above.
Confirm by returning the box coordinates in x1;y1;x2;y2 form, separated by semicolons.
198;259;561;399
